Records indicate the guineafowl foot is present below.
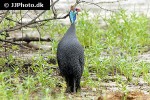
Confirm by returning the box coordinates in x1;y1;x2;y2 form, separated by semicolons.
76;86;81;92
76;79;81;92
65;87;71;93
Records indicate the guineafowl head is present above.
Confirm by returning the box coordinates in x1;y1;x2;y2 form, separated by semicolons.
69;5;80;24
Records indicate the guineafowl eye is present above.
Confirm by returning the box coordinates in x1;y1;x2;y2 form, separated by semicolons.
57;6;84;93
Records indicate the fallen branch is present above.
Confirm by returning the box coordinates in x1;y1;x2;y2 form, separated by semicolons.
0;38;25;47
22;42;41;50
7;37;53;43
0;38;48;50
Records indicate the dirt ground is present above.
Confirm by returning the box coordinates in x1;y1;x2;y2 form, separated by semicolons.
0;0;150;99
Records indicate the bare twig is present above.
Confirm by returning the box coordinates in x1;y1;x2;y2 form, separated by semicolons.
30;0;59;22
51;0;57;18
5;17;21;24
3;13;69;30
0;11;9;24
97;1;120;4
79;1;116;12
29;13;69;24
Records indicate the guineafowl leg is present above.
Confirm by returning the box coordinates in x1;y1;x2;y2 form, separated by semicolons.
69;77;76;92
73;78;76;93
65;77;71;93
76;78;81;92
65;77;76;93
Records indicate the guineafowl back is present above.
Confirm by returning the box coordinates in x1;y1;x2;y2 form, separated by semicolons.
57;23;84;79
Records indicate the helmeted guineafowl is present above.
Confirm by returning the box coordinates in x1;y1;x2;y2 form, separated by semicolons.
57;6;84;93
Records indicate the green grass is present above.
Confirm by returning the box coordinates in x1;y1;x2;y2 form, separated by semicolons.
0;10;150;99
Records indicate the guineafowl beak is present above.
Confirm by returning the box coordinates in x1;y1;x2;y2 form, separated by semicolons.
69;6;80;24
